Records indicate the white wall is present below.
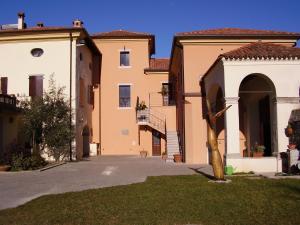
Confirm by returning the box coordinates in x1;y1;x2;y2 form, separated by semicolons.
0;38;95;160
0;40;75;98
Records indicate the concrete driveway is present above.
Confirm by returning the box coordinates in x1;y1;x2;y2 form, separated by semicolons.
0;156;208;210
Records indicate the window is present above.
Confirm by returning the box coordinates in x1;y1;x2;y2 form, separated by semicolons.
87;85;94;106
120;51;130;67
31;48;44;57
29;75;43;97
0;77;8;95
119;85;131;107
162;83;170;106
79;78;84;107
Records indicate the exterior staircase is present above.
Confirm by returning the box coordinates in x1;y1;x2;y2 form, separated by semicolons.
136;109;166;134
166;131;180;162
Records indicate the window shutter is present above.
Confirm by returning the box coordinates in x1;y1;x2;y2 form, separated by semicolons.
79;78;84;107
29;76;37;97
92;55;101;85
29;75;43;97
89;85;94;107
0;77;8;95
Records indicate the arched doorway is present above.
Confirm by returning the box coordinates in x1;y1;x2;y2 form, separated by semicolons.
82;125;90;157
239;74;276;157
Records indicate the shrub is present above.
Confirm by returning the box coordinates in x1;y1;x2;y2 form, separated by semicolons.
11;153;47;171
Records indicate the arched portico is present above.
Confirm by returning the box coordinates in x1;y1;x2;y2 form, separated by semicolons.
238;74;277;157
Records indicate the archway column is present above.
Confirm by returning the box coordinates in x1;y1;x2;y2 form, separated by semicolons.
224;97;241;159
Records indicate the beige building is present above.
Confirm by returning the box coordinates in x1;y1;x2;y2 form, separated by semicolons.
170;28;300;171
0;13;101;160
92;30;177;158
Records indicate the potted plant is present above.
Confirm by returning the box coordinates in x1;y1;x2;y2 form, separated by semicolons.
140;149;148;158
0;158;11;172
173;153;182;163
161;151;167;160
252;145;265;157
161;86;169;106
136;101;147;111
285;123;293;137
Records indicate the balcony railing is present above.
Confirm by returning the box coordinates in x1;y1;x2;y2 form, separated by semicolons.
136;108;166;134
0;94;17;108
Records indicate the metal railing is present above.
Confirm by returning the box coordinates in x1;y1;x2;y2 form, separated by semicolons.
0;94;17;107
136;108;166;134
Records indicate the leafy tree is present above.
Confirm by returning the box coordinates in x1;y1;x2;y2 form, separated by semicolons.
20;75;74;162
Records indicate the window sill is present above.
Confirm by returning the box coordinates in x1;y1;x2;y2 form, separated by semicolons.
118;107;132;110
118;66;132;69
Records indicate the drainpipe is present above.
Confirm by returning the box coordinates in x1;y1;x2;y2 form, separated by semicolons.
69;32;73;161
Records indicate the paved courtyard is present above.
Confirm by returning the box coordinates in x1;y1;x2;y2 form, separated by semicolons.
0;156;208;210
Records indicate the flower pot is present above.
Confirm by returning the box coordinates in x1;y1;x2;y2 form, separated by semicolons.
288;144;297;150
0;165;11;171
252;152;264;158
140;151;147;158
173;154;182;163
162;154;167;160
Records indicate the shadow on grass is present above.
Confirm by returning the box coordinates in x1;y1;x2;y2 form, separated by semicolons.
189;167;216;180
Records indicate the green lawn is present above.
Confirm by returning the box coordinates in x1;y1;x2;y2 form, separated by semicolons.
0;175;299;225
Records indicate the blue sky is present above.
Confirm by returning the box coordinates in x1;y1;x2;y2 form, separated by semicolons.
1;0;300;57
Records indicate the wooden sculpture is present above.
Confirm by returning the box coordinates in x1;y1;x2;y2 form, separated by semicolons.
206;98;231;180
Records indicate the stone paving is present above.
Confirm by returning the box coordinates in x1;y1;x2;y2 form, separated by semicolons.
0;156;207;210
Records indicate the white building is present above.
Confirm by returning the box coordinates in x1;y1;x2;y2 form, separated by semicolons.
0;13;101;160
203;42;300;172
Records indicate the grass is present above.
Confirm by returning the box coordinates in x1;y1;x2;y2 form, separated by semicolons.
0;175;299;225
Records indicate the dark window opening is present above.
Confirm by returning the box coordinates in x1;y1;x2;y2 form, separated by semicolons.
120;51;130;66
119;85;131;107
31;48;44;57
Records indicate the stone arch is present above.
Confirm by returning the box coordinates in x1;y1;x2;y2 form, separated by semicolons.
238;73;277;157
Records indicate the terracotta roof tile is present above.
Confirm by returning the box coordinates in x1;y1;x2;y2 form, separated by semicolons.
221;42;300;60
92;29;153;38
0;26;83;34
145;58;169;72
176;28;300;37
92;29;156;55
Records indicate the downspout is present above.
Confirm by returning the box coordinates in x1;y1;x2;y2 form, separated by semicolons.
181;47;186;162
69;32;73;161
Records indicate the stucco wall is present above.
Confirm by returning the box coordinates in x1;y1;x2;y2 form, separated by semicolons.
94;39;174;156
223;59;300;154
0;36;95;160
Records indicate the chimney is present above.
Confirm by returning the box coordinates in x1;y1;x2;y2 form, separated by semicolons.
36;22;44;28
73;19;83;28
17;12;25;29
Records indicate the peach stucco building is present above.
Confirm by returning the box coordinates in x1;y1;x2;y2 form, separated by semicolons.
91;30;177;158
170;28;300;171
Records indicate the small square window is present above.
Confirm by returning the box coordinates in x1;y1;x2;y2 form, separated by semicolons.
120;51;130;66
119;85;130;107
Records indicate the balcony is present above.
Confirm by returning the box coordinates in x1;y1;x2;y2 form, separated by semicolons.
0;94;17;109
136;108;166;134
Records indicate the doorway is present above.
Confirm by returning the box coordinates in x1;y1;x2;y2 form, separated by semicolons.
239;74;276;157
152;130;161;156
82;126;90;157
